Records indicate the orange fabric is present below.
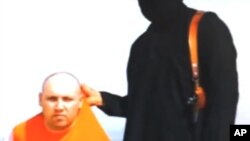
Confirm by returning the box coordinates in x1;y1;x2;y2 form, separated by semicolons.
188;11;206;110
13;100;110;141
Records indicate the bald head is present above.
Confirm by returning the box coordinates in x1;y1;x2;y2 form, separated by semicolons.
42;72;81;95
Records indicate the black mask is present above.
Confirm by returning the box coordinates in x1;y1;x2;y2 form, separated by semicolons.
138;0;183;23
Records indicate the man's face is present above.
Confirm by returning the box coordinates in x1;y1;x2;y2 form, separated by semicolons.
39;84;82;131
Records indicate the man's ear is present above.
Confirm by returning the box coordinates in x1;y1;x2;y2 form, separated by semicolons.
39;92;42;106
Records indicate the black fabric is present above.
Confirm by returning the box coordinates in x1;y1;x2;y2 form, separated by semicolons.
138;0;183;24
99;1;239;141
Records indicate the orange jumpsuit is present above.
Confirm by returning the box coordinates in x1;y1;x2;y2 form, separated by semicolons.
12;101;109;141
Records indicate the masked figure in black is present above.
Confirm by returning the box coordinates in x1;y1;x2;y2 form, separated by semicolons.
83;0;239;141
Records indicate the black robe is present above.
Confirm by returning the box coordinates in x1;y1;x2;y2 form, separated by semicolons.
99;1;238;141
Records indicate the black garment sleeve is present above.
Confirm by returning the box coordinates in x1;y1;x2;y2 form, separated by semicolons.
198;12;239;141
98;91;128;117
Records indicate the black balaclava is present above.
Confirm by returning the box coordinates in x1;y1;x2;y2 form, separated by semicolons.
138;0;184;24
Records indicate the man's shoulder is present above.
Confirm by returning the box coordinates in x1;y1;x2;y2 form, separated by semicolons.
14;113;42;128
13;113;43;137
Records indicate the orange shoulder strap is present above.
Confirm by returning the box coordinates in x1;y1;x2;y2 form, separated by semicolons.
188;11;206;110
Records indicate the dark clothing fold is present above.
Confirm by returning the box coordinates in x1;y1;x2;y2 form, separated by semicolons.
99;1;238;141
